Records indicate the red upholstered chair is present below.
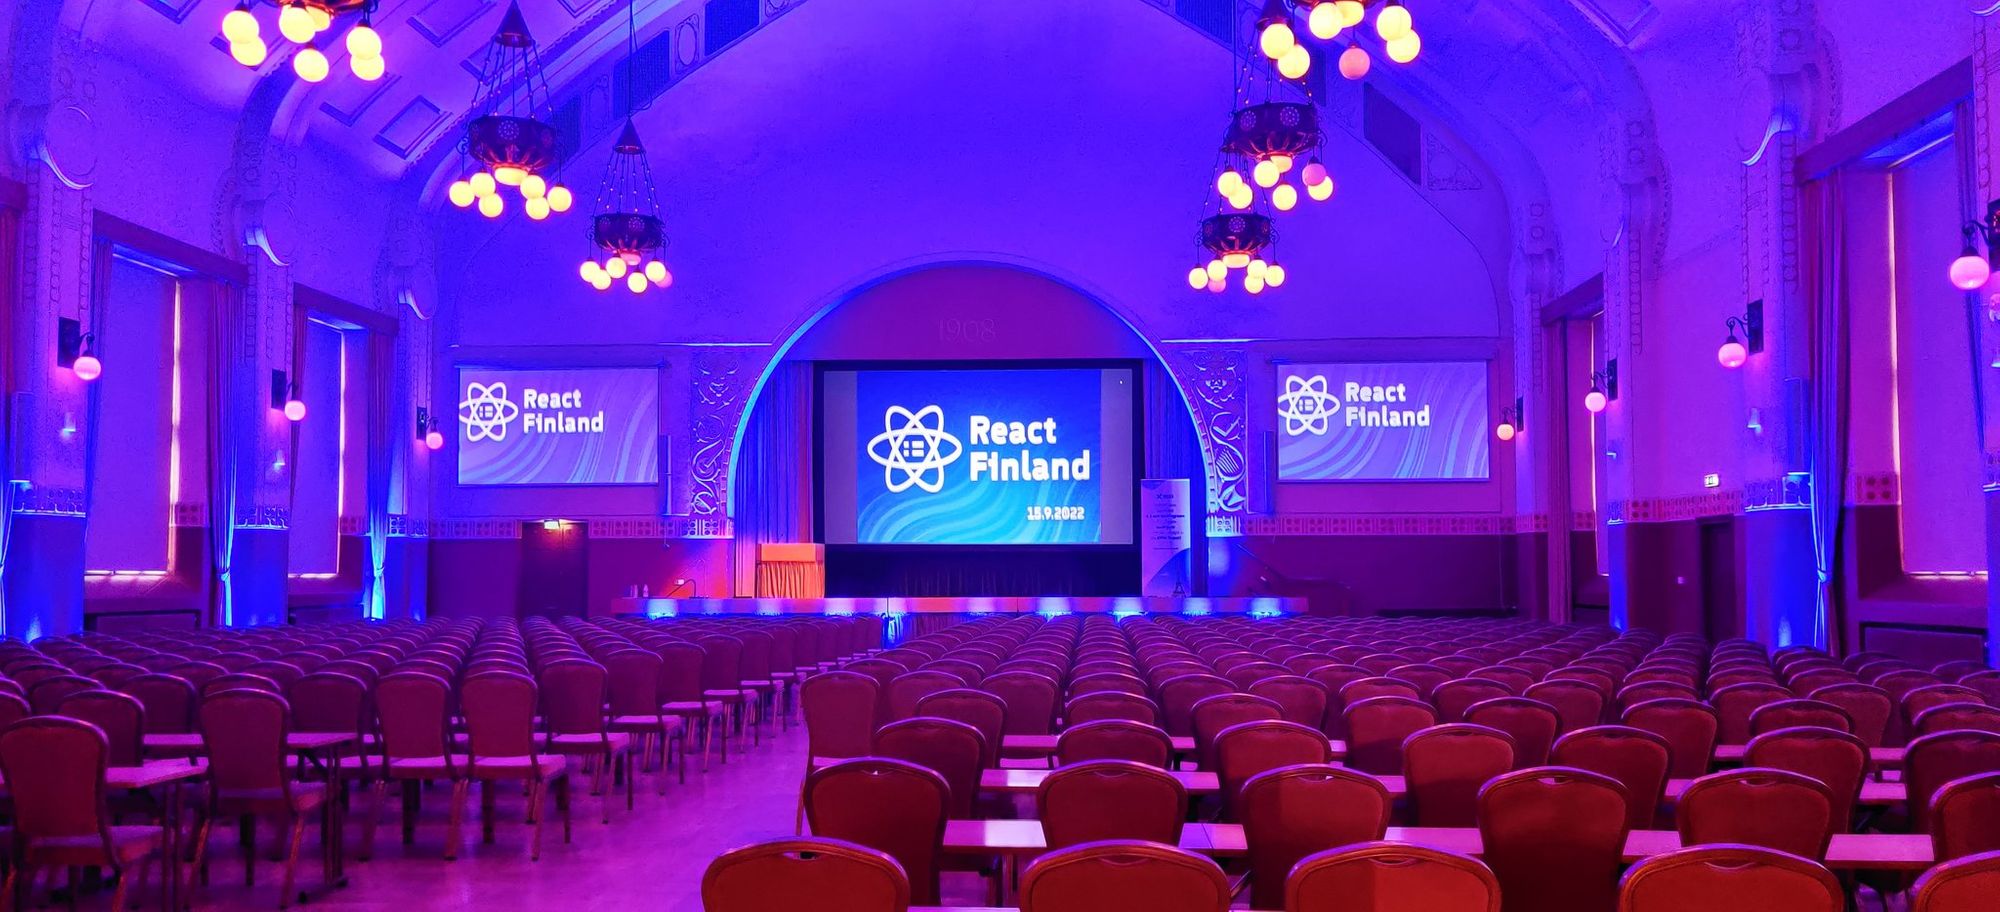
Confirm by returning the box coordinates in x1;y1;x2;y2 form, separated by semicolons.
1712;681;1794;746
916;689;1007;769
1744;726;1870;834
1961;670;2000;706
702;837;911;912
603;649;684;793
1306;664;1371;737
1675;768;1834;860
457;671;573;860
1017;840;1230;912
1239;764;1391;911
1930;772;2000;861
1470;666;1538;694
1190;693;1282;772
1063;692;1160;727
0;716;164;912
1615;681;1700;716
804;759;949;906
1616;845;1843;912
1466;697;1562;768
193;688;331;904
1056;720;1174;768
873;717;986;820
1387;663;1454;700
1157;674;1234;738
1478;766;1630;912
368;671;464;860
1342;696;1438;775
56;690;145;767
1551;726;1670;831
1036;760;1187;849
884;670;965;723
1340;676;1423;705
1913;850;2000;912
1403;723;1516;827
840;657;905;729
1215;720;1335;819
1287;842;1502;912
1916;702;2000;736
1749;699;1853;737
1073;672;1150;698
1434;678;1515;723
27;673;100;714
1525;679;1607;735
984;670;1060;750
1906;730;2000;833
1248;675;1329;729
1785;668;1858;698
1621;698;1719;779
1904;683;1988;727
539;658;635;823
1806;682;1894;747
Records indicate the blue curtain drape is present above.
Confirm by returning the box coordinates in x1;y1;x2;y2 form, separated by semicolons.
365;333;393;619
1806;173;1848;652
205;277;244;627
731;362;812;596
0;209;15;629
1143;360;1208;589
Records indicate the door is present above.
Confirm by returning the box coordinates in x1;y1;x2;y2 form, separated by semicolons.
1699;518;1740;641
518;521;588;617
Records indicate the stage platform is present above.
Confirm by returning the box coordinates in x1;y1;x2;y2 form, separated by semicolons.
603;596;1301;618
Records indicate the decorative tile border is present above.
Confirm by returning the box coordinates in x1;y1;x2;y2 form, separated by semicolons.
1849;472;1898;506
15;486;86;517
1614;491;1746;524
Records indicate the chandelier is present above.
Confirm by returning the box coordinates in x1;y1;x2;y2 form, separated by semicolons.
579;0;670;294
220;0;385;82
444;1;573;222
1188;212;1285;294
1255;0;1424;82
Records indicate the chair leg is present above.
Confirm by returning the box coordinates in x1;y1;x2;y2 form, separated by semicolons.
190;810;216;891
558;776;573;844
0;866;16;912
528;781;545;863
128;858;153;912
625;753;636;811
444;780;467;861
361;780;386;861
597;753;613;824
702;716;715;772
106;864;131;912
794;757;813;834
278;814;305;910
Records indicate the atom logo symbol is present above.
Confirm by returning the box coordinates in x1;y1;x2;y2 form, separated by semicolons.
1277;374;1339;437
459;382;520;442
867;405;962;493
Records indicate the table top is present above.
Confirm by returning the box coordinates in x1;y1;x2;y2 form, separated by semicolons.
144;731;357;751
979;768;1219;794
1000;734;1348;760
1712;743;1905;767
0;761;206;792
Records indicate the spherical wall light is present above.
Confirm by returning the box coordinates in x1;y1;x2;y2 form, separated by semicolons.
72;353;103;383
284;398;308;422
292;45;329;83
1495;422;1517;442
1338;45;1372;79
1717;338;1748;369
425;430;445;450
1950;250;1992;291
230;37;270;67
1278;44;1311;79
351;52;385;81
477;193;503;218
1376;2;1413;41
1584;388;1608;413
1259;21;1295;60
278;3;315;43
1387;31;1421;64
1308;1;1341;39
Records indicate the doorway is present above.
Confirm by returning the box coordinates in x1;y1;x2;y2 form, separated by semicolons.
1699;518;1740;641
518;521;588;617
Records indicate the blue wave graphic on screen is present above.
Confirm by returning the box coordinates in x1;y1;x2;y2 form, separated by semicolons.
457;368;660;486
852;369;1107;545
1276;362;1491;481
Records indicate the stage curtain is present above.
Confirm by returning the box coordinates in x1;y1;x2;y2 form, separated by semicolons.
204;277;245;627
1143;360;1207;583
1805;172;1849;652
364;333;393;618
732;361;813;596
0;208;15;625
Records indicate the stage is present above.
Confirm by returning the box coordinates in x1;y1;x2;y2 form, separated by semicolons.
603;595;1298;618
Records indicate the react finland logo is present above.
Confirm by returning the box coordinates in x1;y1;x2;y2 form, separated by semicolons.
868;405;963;493
459;382;519;442
1277;374;1339;436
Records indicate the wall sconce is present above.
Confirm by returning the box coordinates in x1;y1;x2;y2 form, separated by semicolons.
1950;200;2000;291
1585;359;1617;414
1718;299;1764;369
272;370;306;422
58;317;102;382
1494;396;1524;442
417;407;444;450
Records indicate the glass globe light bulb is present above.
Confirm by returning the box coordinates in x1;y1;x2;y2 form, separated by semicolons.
1387;31;1421;64
448;180;475;208
1187;267;1208;290
591;273;613;291
292;46;329;83
1217;170;1244;196
645;261;667;283
545;186;573;213
1301;161;1327;186
306;5;331;32
1223;253;1251;269
425;430;445;450
1207;277;1226;293
1206;259;1227;282
1278;44;1311;79
1339;45;1371;79
605;257;628;279
1272;183;1299;211
477;193;502;218
493;166;526;187
1718;338;1748;369
346;23;382;59
1244;274;1267;295
72;354;103;382
524;197;550;220
284;399;308;422
521;175;547;199
1229;186;1254;210
1266;264;1287;287
230;37;269;67
1950;251;1992;291
627;272;649;294
223;6;260;44
1495;422;1516;442
1308;1;1341;39
351;52;385;81
278;4;316;43
1376;3;1413;41
468;172;496;197
1584;389;1607;413
1271;154;1294;173
579;261;601;282
1260;22;1295;61
1253;159;1280;188
1247;259;1268;279
1308;175;1336;201
1335;0;1365;27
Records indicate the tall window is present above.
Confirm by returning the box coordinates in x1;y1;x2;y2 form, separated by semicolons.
287;317;356;576
84;252;183;573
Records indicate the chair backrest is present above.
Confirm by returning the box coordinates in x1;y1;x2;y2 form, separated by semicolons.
872;717;985;820
702;837;911;912
656;641;707;703
1239;764;1392;910
1036;760;1187;849
1063;692;1160;727
1403;723;1517;827
462;670;542;762
539;659;610;737
603;649;663;717
200;688;295;797
376;671;453;761
1621;698;1720;779
803;671;881;761
288;671;370;739
1157;674;1235;738
1342;695;1438;775
915;689;1007;769
1464;697;1561;768
1743;726;1870;835
1930;772;2000;862
1017;840;1230;912
803;759;949;906
1435;678;1516;724
1916;702;2000;736
0;716;113;848
1913;850;2000;912
884;671;966;722
1288;842;1502;912
121;672;199;734
1804;683;1893;747
1551;725;1670;831
1340;676;1424;704
697;636;746;692
1617;845;1842;912
1906;730;2000;833
56;690;145;767
1524;680;1606;735
984;671;1060;737
1749;699;1852;737
1616;681;1700;715
28;674;100;714
1246;674;1329;728
1055;720;1174;768
1478;766;1630;912
1712;682;1794;745
1215;720;1334;819
1190;692;1282;771
1675;768;1834;861
202;671;280;697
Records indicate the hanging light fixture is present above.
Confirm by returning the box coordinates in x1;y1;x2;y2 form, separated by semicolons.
579;0;670;295
58;318;101;382
1949;200;2000;291
1247;2;1421;84
1494;397;1524;442
1584;361;1617;414
1717;301;1764;370
444;1;571;221
417;408;445;450
218;1;384;81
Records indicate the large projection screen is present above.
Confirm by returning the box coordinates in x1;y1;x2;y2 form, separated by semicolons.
1275;361;1491;481
455;366;660;486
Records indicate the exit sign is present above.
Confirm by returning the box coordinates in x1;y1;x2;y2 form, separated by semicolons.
1703;474;1721;489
